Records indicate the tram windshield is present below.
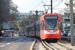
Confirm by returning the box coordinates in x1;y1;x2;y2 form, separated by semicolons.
45;16;58;30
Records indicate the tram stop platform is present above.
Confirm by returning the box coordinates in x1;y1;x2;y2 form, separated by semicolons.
59;40;75;50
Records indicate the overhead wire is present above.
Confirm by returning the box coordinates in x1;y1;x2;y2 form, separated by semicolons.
47;0;63;13
32;1;43;10
31;0;63;13
53;0;63;9
42;1;50;13
32;0;63;10
42;0;63;13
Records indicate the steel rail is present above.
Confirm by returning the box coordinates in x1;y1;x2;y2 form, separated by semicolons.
41;41;58;50
41;40;74;50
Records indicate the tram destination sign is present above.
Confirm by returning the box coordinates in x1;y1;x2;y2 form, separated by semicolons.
45;16;58;19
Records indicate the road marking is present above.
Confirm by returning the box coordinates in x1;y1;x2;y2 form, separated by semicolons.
0;45;5;47
0;43;11;47
6;43;10;45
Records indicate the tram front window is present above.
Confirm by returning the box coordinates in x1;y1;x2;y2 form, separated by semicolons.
45;16;58;30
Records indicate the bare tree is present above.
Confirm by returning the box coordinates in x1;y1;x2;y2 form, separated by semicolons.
19;14;41;31
0;0;19;30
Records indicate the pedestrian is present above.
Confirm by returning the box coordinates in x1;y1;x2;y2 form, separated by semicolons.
10;32;12;37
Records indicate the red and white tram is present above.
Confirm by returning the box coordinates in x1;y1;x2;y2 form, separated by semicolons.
26;13;61;41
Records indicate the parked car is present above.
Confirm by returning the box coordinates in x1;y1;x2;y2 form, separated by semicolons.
12;33;14;36
63;31;69;36
19;33;23;36
61;32;63;36
4;33;9;37
23;33;25;36
68;31;75;36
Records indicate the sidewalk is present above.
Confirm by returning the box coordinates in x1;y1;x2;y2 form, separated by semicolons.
59;40;75;50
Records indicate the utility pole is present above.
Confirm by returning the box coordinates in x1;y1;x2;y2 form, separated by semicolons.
51;0;52;13
70;0;74;46
35;10;38;20
43;0;63;13
30;10;44;21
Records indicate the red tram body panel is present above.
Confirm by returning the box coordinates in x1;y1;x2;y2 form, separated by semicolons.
40;13;61;40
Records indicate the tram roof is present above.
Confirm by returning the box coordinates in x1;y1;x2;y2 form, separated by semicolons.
25;19;40;28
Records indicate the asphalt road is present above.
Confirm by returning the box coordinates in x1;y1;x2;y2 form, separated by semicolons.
0;37;35;50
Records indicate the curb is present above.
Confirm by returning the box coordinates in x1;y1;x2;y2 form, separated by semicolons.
30;39;36;50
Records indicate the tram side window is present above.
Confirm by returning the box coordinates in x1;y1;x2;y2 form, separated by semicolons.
40;22;44;30
59;22;62;30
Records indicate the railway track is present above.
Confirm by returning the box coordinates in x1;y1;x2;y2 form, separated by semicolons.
41;40;74;50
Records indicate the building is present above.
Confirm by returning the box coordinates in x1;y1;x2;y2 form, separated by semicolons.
19;13;33;20
19;12;44;21
62;0;75;33
2;22;11;30
62;15;70;32
64;0;75;15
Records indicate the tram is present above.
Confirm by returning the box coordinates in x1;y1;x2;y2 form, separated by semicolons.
26;13;61;42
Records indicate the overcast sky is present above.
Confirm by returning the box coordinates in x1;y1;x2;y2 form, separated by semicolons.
12;0;67;13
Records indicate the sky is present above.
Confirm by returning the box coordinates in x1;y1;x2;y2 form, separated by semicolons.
12;0;67;14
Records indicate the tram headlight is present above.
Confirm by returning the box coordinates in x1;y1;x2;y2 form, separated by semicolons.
54;30;59;34
44;30;49;34
44;30;59;34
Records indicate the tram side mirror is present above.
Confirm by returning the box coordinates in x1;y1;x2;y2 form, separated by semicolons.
59;22;62;30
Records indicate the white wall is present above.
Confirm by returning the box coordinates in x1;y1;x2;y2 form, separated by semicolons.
2;22;11;29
